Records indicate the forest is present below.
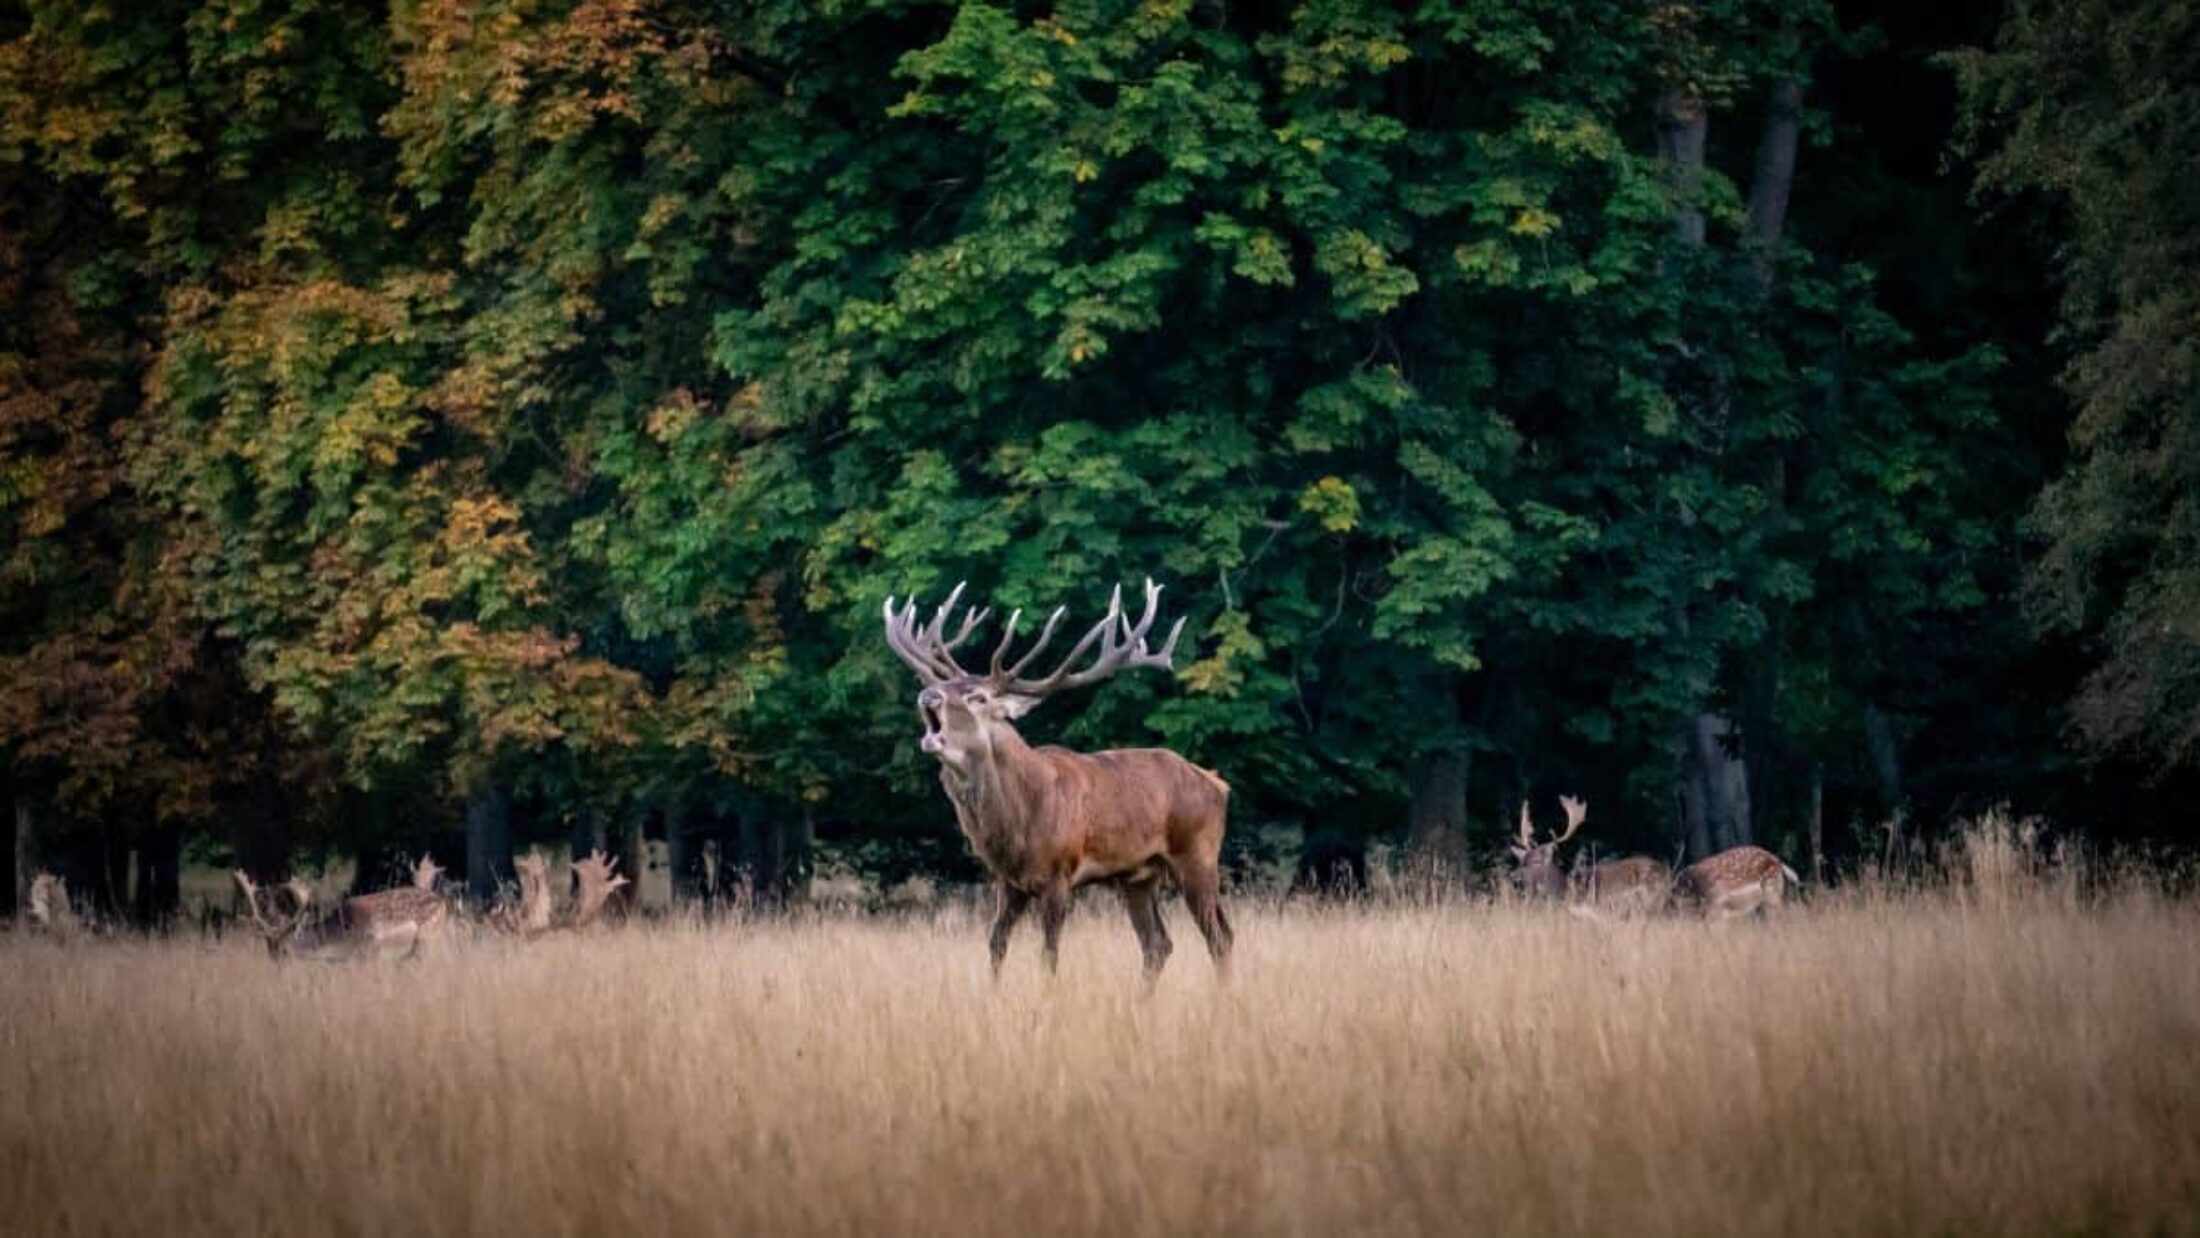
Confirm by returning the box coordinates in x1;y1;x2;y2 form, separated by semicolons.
3;0;2196;920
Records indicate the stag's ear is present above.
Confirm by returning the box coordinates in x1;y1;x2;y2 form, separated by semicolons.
997;693;1041;719
1509;844;1530;860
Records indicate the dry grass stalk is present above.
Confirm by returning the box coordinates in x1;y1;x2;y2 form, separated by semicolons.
3;885;2196;1236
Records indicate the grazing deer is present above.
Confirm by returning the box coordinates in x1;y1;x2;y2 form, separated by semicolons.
487;848;628;937
1511;798;1673;915
1670;845;1800;920
25;872;81;938
233;855;451;960
883;579;1232;982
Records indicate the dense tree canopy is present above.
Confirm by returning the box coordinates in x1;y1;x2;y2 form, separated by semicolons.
0;0;2188;919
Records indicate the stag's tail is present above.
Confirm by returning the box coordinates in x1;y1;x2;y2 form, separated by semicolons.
1199;767;1230;795
1780;863;1801;887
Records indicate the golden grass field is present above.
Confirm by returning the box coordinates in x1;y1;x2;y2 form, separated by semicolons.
4;848;2199;1236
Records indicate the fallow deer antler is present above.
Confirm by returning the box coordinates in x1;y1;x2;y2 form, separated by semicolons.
568;850;630;928
1553;795;1589;847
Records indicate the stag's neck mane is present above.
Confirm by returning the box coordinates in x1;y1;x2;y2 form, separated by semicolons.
938;721;1054;849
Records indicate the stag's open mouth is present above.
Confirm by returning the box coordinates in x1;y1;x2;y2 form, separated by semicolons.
918;698;946;753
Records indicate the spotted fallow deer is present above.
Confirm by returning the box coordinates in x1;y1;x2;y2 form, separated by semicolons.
1670;845;1800;920
883;579;1232;982
233;855;450;960
1511;797;1673;915
25;872;81;938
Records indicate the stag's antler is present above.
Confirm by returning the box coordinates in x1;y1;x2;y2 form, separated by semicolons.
989;578;1185;697
232;871;313;947
1518;796;1589;850
884;579;1186;697
882;582;991;686
1554;796;1588;846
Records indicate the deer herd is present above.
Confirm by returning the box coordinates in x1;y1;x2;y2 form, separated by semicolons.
225;848;628;961
13;578;1806;972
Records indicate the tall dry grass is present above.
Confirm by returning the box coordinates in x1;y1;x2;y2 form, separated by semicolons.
3;865;2198;1236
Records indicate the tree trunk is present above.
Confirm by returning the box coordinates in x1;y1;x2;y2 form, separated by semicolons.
1746;76;1803;288
1655;87;1709;246
12;791;41;918
1659;76;1763;855
233;774;289;884
464;781;513;902
665;800;708;909
1863;703;1904;823
783;806;814;906
1808;761;1825;885
1405;712;1473;887
133;820;182;927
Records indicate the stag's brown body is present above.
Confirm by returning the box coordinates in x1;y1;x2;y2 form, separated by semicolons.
943;740;1228;893
888;580;1233;981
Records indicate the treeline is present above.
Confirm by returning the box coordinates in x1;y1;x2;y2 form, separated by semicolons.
1;0;2192;921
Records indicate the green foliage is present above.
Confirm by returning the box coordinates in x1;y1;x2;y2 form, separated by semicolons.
0;0;2111;880
1952;0;2200;770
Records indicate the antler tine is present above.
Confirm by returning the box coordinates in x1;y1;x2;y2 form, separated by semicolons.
993;605;1068;681
882;592;961;685
233;870;275;936
1552;795;1588;846
283;880;314;925
999;579;1186;697
1517;801;1537;849
923;583;989;663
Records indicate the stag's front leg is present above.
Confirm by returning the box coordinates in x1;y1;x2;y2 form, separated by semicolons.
988;884;1033;978
1037;882;1074;975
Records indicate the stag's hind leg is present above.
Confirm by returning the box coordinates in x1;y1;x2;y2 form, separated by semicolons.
1120;880;1173;984
989;884;1032;978
1172;856;1234;976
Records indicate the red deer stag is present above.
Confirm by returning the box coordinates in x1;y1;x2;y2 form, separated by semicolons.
883;579;1232;982
1511;797;1673;915
1671;846;1800;920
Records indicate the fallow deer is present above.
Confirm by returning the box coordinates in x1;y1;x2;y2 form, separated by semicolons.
883;579;1232;982
25;872;80;938
487;848;627;937
489;850;557;937
1511;798;1673;915
564;850;629;929
233;855;451;960
1670;845;1800;920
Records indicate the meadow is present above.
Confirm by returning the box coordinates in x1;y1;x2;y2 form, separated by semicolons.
3;839;2198;1237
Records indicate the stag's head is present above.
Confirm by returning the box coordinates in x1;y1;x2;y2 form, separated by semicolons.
1510;795;1587;898
410;853;445;891
882;580;1187;770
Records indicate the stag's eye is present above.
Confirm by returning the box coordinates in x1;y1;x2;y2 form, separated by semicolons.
965;690;989;706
